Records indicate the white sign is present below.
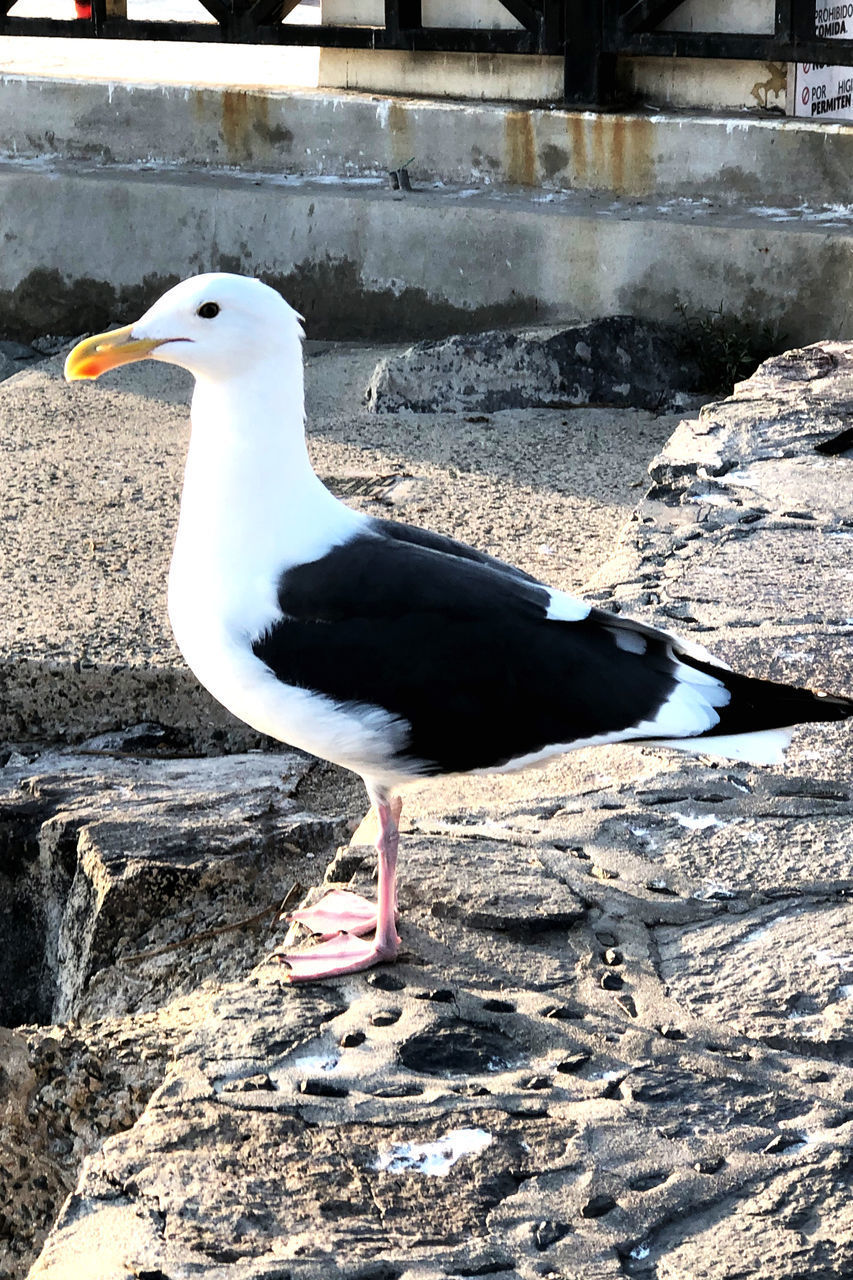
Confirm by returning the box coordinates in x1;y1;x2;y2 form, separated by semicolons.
790;2;853;119
814;3;852;38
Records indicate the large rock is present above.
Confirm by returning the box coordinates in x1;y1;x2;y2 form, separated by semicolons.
4;343;853;1280
365;317;703;414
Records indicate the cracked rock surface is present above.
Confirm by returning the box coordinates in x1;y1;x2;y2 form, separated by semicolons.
2;344;853;1279
364;318;703;415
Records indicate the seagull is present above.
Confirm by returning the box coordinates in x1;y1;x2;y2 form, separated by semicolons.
65;273;853;981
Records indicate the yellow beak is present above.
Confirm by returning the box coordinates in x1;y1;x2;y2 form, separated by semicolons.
64;323;166;381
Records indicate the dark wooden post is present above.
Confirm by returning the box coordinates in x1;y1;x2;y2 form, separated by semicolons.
384;0;423;44
563;0;615;105
790;0;816;41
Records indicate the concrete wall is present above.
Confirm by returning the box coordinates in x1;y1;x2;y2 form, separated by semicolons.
2;80;850;206
317;50;563;100
617;57;787;112
1;162;851;346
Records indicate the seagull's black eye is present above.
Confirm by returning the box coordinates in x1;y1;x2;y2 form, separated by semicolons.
197;302;220;320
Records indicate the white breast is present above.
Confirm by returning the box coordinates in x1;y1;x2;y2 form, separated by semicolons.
166;377;410;779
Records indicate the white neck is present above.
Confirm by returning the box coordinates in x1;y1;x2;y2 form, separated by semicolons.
168;359;363;647
181;364;359;566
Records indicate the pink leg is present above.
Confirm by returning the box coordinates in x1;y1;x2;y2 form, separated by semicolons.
286;796;402;939
276;795;401;982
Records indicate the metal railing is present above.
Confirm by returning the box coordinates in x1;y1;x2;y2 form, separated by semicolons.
1;0;852;105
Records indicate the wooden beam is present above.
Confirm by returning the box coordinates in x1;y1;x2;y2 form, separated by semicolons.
618;1;686;33
495;0;541;34
618;30;853;64
194;0;230;25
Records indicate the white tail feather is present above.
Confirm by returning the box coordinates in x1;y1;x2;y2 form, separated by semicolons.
647;727;795;766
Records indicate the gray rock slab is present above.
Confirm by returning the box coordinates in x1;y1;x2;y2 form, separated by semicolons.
0;743;345;1027
5;341;853;1280
590;343;853;671
365;317;704;415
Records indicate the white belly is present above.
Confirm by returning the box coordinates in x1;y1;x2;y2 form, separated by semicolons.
167;546;411;782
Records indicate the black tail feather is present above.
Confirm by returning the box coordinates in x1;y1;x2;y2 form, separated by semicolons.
681;653;853;737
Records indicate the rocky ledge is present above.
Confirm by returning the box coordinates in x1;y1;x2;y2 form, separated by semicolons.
2;346;853;1280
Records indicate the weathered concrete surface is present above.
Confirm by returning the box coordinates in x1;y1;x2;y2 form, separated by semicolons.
2;345;853;1279
0;336;678;749
365;317;704;414
6;742;853;1280
2;79;852;206
0;163;851;344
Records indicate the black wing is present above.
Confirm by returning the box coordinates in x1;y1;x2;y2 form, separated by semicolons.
252;526;686;775
375;516;540;585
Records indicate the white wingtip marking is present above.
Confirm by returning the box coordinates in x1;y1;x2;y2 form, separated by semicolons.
545;590;591;623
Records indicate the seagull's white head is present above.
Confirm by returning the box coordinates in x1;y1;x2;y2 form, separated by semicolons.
64;272;304;384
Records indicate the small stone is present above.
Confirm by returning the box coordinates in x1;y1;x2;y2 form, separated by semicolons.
581;1193;617;1219
600;971;624;991
556;1053;591;1074
481;998;515;1013
599;1076;624;1099
591;864;619;881
370;1083;422;1098
602;948;623;966
542;1004;583;1021
694;1155;724;1174
657;1024;686;1040
370;1009;401;1027
595;931;618;947
646;879;678;895
223;1073;275;1092
339;1030;366;1048
793;1065;830;1083
452;1082;491;1097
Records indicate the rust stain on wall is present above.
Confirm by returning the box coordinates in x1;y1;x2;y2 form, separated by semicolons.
221;90;254;163
566;112;655;196
385;100;412;168
505;110;537;188
219;90;294;165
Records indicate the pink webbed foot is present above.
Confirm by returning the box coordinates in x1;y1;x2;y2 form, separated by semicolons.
276;930;400;982
273;792;403;983
287;888;381;941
